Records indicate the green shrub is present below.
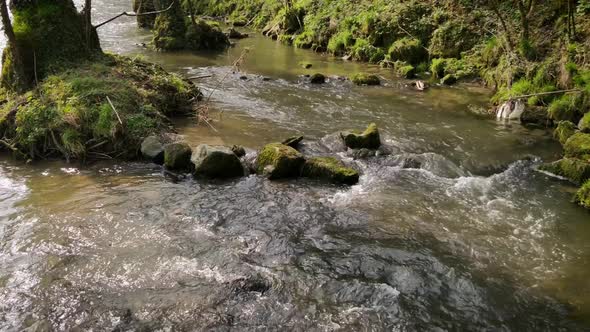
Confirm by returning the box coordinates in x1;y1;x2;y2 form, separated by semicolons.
351;39;385;63
327;30;354;55
429;20;475;58
387;37;426;65
548;95;580;122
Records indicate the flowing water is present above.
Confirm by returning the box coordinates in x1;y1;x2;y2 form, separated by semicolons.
1;2;590;331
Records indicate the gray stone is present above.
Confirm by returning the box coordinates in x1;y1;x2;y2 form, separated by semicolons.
191;144;244;178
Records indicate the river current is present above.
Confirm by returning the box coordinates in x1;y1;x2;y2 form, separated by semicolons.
0;2;589;331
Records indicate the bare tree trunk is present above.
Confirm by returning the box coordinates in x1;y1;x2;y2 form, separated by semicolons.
84;0;92;49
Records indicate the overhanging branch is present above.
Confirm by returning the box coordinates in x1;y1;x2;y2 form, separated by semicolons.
94;1;175;29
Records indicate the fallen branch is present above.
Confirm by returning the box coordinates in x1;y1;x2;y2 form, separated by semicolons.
0;138;27;159
94;2;175;29
509;89;582;100
106;96;124;125
188;75;213;80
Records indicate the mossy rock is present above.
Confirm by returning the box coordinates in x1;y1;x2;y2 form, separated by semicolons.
574;180;590;209
554;121;577;145
387;38;426;65
164;142;192;171
350;73;380;86
397;65;416;79
301;157;359;185
564;132;590;161
578;113;590;133
548;95;580;123
441;74;458;85
310;73;326;84
191;144;244;178
340;123;381;150
185;20;230;50
141;135;165;164
152;0;187;50
256;143;305;179
539;158;590;185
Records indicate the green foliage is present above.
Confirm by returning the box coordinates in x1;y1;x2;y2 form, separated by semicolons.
554;121;577;145
548;95;581;122
351;39;385;63
428;20;475;59
387;38;426;65
327;31;354;55
574;180;590;208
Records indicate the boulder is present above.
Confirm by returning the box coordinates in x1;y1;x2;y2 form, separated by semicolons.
574;180;590;209
340;123;381;150
539;158;590;185
231;145;246;157
350;73;380;86
256;143;305;179
282;136;303;148
564;132;590;161
227;27;248;39
191;144;244;178
141;135;165;164
164;142;192;171
310;73;326;84
554;121;577;145
302;157;359;185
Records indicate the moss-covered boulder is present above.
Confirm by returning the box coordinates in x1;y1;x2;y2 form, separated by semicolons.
554;121;577;145
191;144;244;178
574;180;590;209
310;73;326;84
340;123;381;150
256;143;305;179
564;132;590;161
133;0;157;29
387;38;426;65
164;142;192;171
578;113;590;133
141;135;165;164
301;157;359;185
350;73;380;86
539;158;590;185
548;95;580;123
185;20;230;51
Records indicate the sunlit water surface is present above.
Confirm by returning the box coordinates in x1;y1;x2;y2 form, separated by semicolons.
0;1;590;331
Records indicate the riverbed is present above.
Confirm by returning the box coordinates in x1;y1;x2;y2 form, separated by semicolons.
1;1;589;331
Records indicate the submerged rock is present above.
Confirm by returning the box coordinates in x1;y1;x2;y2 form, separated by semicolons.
299;62;313;69
350;73;380;86
302;157;359;185
191;144;244;178
141;136;165;164
282;136;304;149
256;143;305;179
539;158;590;185
564;132;590;160
554;121;577;145
164;142;192;171
350;148;376;160
340;123;381;150
310;73;326;84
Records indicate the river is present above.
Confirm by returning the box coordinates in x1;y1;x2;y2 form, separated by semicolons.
1;1;590;331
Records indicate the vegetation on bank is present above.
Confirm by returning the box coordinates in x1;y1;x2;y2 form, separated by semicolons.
0;0;200;161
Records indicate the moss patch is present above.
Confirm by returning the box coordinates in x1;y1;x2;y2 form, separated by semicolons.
554;121;577;145
0;53;200;160
301;157;359;185
256;143;305;179
574;180;590;209
340;123;381;150
539;158;590;185
564;132;590;161
350;73;380;86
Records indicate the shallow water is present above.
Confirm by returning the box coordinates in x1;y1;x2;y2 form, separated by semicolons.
1;2;590;331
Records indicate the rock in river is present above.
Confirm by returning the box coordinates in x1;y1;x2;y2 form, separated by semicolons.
164;142;192;171
256;143;305;179
192;144;244;178
141;135;165;164
302;157;359;185
310;73;326;84
340;123;381;150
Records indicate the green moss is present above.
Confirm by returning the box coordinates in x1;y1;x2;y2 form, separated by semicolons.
301;157;359;185
293;30;314;49
574;180;590;209
350;73;380;86
2;54;200;160
256;143;305;179
184;20;230;51
564;132;590;161
152;0;187;50
351;39;385;63
340;123;381;149
164;142;192;171
548;95;580;122
554;121;577;145
397;64;416;79
327;31;354;55
429;20;475;58
387;38;426;65
539;158;590;185
579;113;590;133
